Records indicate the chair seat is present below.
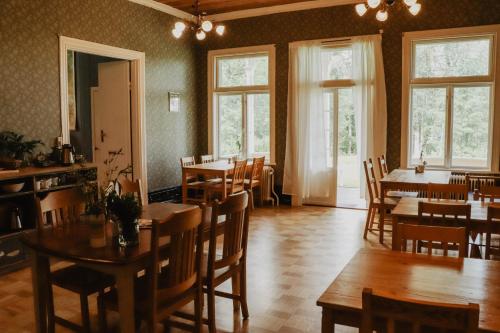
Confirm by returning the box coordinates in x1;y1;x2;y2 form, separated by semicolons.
186;180;206;188
244;179;260;187
201;253;232;281
51;264;115;295
373;197;399;207
386;191;419;198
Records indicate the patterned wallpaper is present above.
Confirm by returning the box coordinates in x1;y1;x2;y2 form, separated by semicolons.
196;0;500;184
0;0;199;191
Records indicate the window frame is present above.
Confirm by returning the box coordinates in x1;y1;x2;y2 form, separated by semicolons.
208;45;276;163
401;25;500;172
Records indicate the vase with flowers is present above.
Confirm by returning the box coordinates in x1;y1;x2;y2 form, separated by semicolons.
107;191;142;247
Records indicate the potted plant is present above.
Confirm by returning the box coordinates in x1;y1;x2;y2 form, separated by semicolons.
106;191;142;247
0;131;43;168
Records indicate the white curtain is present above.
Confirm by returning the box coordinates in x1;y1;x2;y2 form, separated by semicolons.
352;35;387;198
283;41;335;206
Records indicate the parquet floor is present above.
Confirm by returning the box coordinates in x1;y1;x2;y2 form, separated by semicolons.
0;205;391;332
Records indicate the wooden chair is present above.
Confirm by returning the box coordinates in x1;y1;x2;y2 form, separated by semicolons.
486;204;500;259
100;206;204;332
397;224;467;257
480;185;500;202
36;188;114;333
418;201;472;257
204;191;250;332
377;155;418;199
201;154;215;164
181;156;208;203
206;160;247;201
361;288;480;333
118;176;145;206
428;183;469;201
244;156;265;209
377;154;389;178
363;159;398;239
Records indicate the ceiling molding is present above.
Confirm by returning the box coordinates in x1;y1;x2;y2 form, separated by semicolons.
205;0;360;22
128;0;193;21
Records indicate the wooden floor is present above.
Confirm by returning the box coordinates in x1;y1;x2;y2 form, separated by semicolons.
0;205;390;332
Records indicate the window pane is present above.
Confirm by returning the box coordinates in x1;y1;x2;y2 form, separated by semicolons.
410;87;447;166
247;93;270;159
218;94;243;157
337;88;358;188
217;54;268;88
452;86;491;168
321;47;353;80
323;91;334;168
414;37;491;78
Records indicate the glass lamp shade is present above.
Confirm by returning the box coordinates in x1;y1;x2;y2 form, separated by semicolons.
215;25;225;36
408;3;421;15
172;28;182;39
403;0;417;6
355;3;368;16
174;21;186;32
367;0;381;9
376;9;388;21
201;20;213;32
196;29;206;40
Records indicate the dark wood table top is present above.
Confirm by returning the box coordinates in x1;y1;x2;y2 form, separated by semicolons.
317;248;500;333
380;169;451;185
21;202;196;266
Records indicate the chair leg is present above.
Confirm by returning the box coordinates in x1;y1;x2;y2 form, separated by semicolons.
207;284;217;333
248;189;255;210
194;286;203;333
47;282;55;333
363;204;373;239
97;290;107;333
240;265;249;319
232;272;241;312
79;294;91;333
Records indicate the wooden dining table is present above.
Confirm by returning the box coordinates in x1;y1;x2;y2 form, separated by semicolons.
317;248;500;333
378;169;452;243
21;202;196;333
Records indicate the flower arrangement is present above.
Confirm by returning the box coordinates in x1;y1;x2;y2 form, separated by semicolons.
0;131;43;168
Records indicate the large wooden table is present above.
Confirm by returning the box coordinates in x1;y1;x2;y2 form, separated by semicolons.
21;202;196;333
378;169;452;244
317;248;500;333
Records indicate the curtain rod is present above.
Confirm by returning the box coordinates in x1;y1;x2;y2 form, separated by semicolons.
289;30;383;46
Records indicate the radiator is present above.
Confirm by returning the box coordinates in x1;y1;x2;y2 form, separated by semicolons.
261;166;279;206
449;172;500;191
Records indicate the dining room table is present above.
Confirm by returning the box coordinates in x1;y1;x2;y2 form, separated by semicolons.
317;248;500;333
21;201;196;333
378;169;452;243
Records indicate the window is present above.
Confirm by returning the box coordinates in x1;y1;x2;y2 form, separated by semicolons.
402;26;500;170
208;46;275;162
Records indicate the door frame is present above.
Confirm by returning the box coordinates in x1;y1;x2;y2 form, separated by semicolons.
59;36;148;201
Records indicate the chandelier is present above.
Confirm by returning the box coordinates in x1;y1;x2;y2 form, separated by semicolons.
172;0;225;41
355;0;421;22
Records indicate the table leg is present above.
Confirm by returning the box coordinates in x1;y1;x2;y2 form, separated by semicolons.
222;171;227;201
30;251;50;333
379;184;386;244
392;215;399;251
182;168;188;204
116;268;136;333
321;308;335;333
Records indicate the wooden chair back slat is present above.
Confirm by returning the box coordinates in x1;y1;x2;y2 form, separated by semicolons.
230;160;247;194
201;155;215;164
361;288;480;333
377;154;389;178
480;185;500;202
150;206;203;305
486;204;500;259
180;156;196;167
36;188;86;229
249;156;265;182
397;224;467;257
428;183;468;201
118;176;145;206
418;201;471;225
208;192;249;274
363;159;379;203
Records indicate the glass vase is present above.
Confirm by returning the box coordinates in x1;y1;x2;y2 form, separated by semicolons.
118;219;139;247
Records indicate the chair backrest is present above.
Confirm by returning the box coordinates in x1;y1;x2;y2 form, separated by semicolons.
201;155;214;164
207;192;250;276
361;288;480;333
36;188;86;229
377;154;389;179
149;206;204;313
118;176;145;206
480;185;500;202
428;183;468;201
230;160;247;194
180;156;196;167
397;224;467;257
486;204;500;259
249;156;265;182
363;159;379;203
418;201;471;225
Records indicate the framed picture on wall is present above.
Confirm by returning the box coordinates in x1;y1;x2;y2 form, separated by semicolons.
169;92;180;112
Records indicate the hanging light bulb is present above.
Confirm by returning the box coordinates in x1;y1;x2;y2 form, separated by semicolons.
201;20;213;32
376;9;388;21
403;0;417;6
196;29;206;40
172;28;182;39
215;25;225;36
355;3;368;16
408;3;421;15
367;0;381;9
174;21;186;32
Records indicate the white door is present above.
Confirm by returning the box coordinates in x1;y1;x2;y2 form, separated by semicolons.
91;61;132;185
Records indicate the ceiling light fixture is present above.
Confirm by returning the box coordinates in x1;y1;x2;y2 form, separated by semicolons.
355;0;422;21
172;0;225;40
